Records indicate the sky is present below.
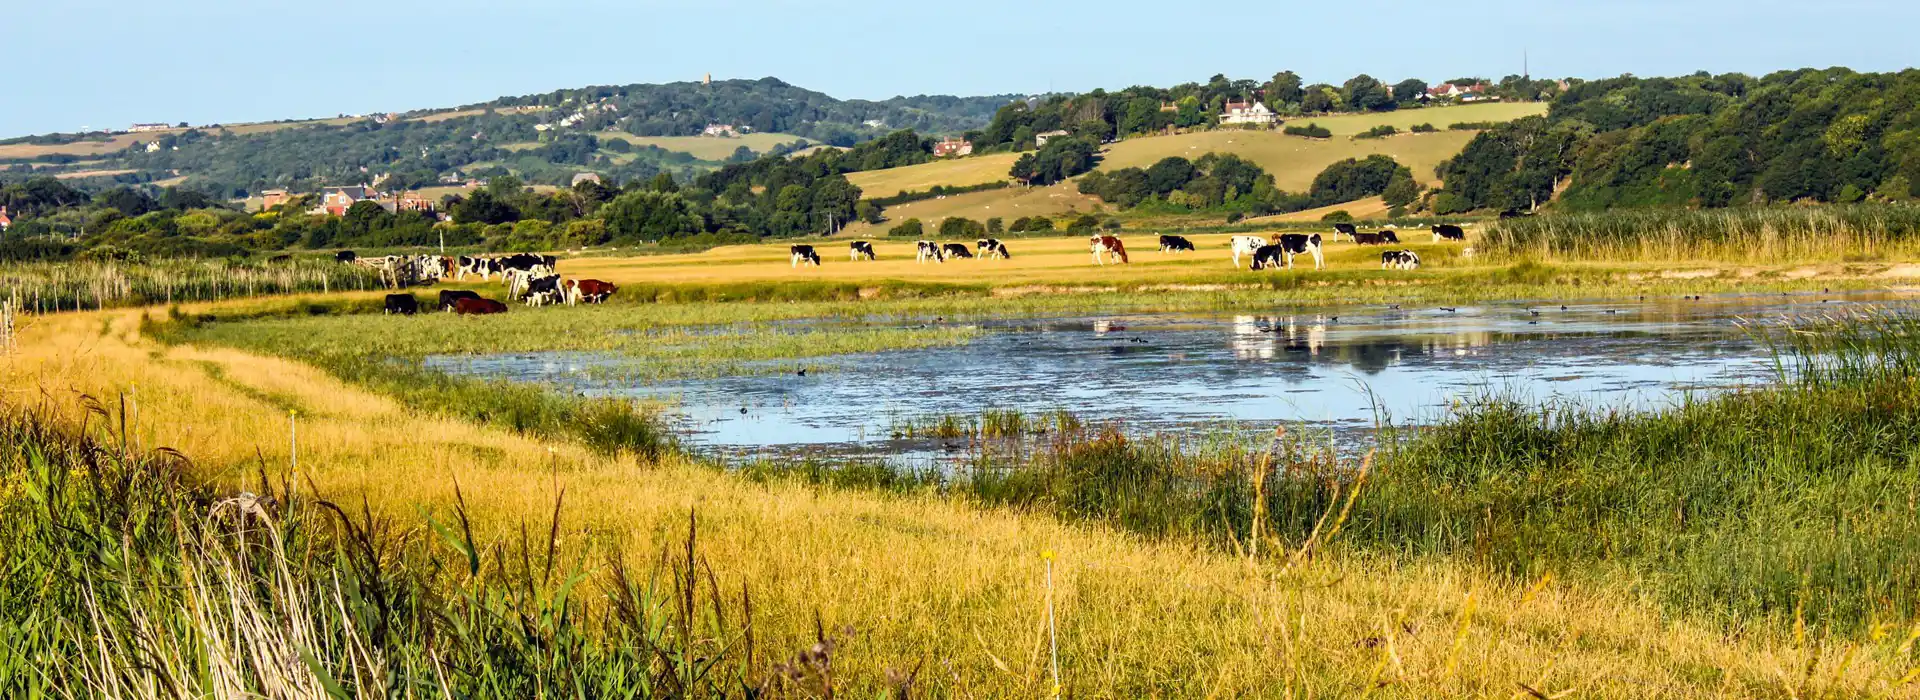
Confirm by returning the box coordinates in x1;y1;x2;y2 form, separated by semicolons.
4;0;1917;137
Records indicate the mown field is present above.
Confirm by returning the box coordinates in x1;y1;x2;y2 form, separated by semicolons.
1285;101;1547;135
846;152;1023;199
1100;129;1473;189
594;131;812;160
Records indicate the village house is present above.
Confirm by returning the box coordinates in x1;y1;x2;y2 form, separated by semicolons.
315;186;373;216
1426;82;1494;101
702;123;742;137
1159;101;1180;113
0;206;11;231
1218;100;1276;126
379;193;435;213
932;137;974;157
1034;130;1070;147
571;172;603;187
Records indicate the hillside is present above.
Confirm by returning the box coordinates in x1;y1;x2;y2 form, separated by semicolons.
1098;130;1473;189
1281;101;1544;135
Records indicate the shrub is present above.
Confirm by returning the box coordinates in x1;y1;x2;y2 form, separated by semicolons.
1449;121;1500;131
1354;125;1399;140
1283;123;1332;139
1101;218;1123;231
1066;214;1101;233
1430;192;1472;215
986;217;1004;234
888;218;924;238
1411;123;1438;133
1225;212;1245;224
1320;210;1353;223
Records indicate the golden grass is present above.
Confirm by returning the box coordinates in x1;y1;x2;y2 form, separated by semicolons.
4;301;1914;695
51;169;137;180
408;106;549;123
846;153;1023;199
839;180;1103;238
1288;102;1547;136
1265;196;1394;222
1100;130;1474;189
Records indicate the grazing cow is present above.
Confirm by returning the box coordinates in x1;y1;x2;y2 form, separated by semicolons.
438;289;482;311
1251;234;1324;271
943;243;975;259
1380;250;1421;270
1351;232;1389;246
977;238;1010;259
1432;224;1467;242
383;293;418;315
916;240;945;263
1331;223;1359;242
523;275;563;306
452;297;508;315
849;241;876;261
1159;234;1195;253
1090;235;1129;265
565;279;618;305
790;244;822;267
1230;235;1268;268
335;250;357;264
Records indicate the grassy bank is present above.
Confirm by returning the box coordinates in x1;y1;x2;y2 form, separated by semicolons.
1484;205;1920;263
0;258;385;312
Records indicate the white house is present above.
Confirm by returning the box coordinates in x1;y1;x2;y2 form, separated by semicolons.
1219;101;1276;126
1034;129;1071;147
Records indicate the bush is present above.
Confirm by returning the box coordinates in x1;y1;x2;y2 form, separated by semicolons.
1320;210;1353;223
1101;218;1123;231
888;218;925;238
1430;192;1472;215
1283;123;1332;139
1448;121;1500;131
1008;215;1054;232
986;217;1004;234
1225;212;1245;224
1411;123;1438;133
1387;205;1408;218
1065;214;1101;233
1355;125;1399;140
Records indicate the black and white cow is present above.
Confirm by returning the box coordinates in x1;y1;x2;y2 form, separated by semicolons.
790;244;822;267
916;240;945;263
1331;222;1359;242
336;250;357;264
942;243;975;259
383;293;418;315
1431;224;1466;242
1250;234;1324;271
438;289;482;311
1380;250;1421;270
1159;234;1195;253
976;238;1010;259
849;241;876;261
1230;235;1269;268
523;275;563;306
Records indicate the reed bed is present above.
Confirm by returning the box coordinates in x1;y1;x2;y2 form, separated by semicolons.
0;258;385;312
1482;205;1920;262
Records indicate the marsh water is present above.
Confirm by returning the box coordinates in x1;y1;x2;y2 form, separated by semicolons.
428;291;1913;465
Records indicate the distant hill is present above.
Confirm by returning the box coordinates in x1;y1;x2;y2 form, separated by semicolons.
0;78;1025;197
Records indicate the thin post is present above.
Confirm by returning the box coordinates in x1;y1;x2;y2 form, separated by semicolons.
1045;549;1060;698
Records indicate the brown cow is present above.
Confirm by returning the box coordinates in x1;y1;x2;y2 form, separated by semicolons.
452;297;508;315
564;279;618;305
1090;235;1129;264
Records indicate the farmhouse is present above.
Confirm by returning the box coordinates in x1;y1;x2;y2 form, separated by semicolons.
702;123;742;137
932;137;974;157
261;189;293;210
1219;100;1276;126
571;172;603;187
1427;82;1494;101
0;206;11;230
128;123;172;133
1034;130;1071;147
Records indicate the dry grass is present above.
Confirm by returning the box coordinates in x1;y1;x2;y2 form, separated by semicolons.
1101;130;1474;190
839;180;1104;238
846;153;1023;199
1287;102;1547;136
4;302;1914;695
408;106;550;123
594;131;812;160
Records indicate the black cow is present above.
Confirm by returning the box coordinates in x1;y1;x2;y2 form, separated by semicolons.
1379;230;1401;244
1432;224;1467;242
438;289;482;311
1352;232;1388;246
1158;234;1195;253
942;243;975;259
1251;234;1324;270
1332;223;1359;241
849;241;876;261
336;250;357;264
383;293;418;315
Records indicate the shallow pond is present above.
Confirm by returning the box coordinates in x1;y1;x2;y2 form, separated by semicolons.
427;291;1914;465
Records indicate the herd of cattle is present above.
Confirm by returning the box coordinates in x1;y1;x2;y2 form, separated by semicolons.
784;223;1469;272
347;251;620;316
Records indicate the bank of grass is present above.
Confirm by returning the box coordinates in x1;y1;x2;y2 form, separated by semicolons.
0;258;385;312
1485;205;1920;262
0;402;778;697
11;303;1920;693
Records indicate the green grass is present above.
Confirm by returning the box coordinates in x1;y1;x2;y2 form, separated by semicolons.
1285;102;1547;136
1098;129;1476;190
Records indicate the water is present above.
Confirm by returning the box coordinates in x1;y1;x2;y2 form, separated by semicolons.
427;291;1912;464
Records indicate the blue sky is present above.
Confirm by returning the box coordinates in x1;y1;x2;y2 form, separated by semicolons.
4;0;1915;137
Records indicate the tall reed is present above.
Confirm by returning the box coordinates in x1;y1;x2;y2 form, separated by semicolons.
0;258;383;312
1481;205;1920;262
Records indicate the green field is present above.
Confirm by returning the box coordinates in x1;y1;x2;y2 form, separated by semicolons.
1100;129;1474;189
592;131;811;161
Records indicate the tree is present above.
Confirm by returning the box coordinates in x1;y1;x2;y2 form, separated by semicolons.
938;217;984;239
1393;79;1430;104
855;200;883;224
600;190;702;242
1382;176;1422;208
986;217;1004;234
1146;157;1197;195
1266;71;1305;106
1341;75;1395;112
1301;85;1338;113
1309;155;1411;207
649;172;679;193
451;189;520;225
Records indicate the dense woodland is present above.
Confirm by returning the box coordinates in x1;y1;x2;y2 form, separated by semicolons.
1434;68;1920;213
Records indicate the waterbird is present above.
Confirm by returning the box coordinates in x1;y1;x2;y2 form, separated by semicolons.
1604;309;1618;314
1387;304;1401;310
797;368;807;377
1528;309;1541;316
739;407;748;415
1560;305;1568;311
1439;307;1458;313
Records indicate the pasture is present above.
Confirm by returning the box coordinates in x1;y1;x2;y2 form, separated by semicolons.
593;131;812;160
845;152;1023;199
1100;129;1474;189
1284;101;1547;135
